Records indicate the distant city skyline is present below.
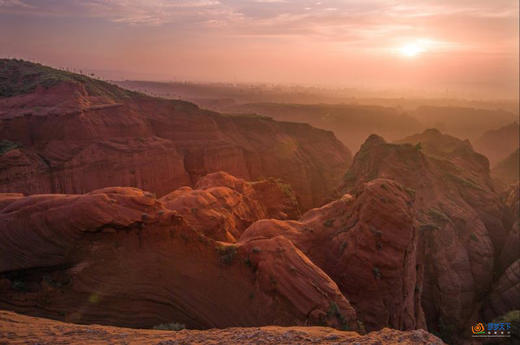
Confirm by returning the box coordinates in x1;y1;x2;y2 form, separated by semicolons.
1;0;518;98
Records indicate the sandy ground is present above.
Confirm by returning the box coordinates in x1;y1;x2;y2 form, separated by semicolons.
0;310;445;345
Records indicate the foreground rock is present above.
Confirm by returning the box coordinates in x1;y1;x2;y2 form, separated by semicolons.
0;187;356;330
0;59;351;209
0;173;427;335
0;310;446;345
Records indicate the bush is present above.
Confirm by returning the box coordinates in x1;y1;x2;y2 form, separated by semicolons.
216;245;237;265
433;316;456;344
372;267;381;279
11;280;25;291
427;208;450;225
153;322;185;331
419;223;439;232
323;219;334;227
327;302;349;331
404;187;416;199
0;140;20;155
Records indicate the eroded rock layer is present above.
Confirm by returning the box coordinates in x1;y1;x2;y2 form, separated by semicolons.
0;187;356;330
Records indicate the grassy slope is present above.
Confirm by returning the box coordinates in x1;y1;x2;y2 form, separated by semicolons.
0;59;138;99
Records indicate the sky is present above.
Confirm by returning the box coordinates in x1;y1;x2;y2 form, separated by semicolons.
0;0;518;98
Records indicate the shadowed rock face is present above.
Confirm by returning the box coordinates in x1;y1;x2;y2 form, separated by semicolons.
340;129;511;342
0;60;351;210
483;260;520;322
240;178;424;332
498;183;520;273
0;186;357;330
484;183;520;323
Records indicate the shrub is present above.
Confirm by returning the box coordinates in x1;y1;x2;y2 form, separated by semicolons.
427;208;450;225
327;302;349;331
404;187;416;199
445;173;484;191
216;245;237;265
433;316;456;344
11;280;25;291
244;256;253;269
153;322;185;331
493;309;520;342
323;219;334;227
0;140;20;155
274;179;297;204
419;223;439;232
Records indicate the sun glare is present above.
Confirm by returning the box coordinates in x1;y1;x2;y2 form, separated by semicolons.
399;43;426;57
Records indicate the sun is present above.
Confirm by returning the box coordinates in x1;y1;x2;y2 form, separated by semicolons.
399;43;426;58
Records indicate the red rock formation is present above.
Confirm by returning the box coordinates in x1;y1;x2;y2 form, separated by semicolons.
0;59;351;209
159;172;300;242
482;183;519;323
0;310;447;345
0;187;356;330
340;129;510;342
240;178;424;332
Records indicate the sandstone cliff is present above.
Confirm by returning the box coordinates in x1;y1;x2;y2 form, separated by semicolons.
0;59;351;209
340;129;511;343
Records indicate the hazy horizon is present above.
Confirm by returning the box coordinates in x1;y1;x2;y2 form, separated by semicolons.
1;0;519;99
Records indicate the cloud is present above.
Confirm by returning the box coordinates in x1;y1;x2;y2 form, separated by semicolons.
0;0;31;7
0;0;225;25
0;0;517;52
